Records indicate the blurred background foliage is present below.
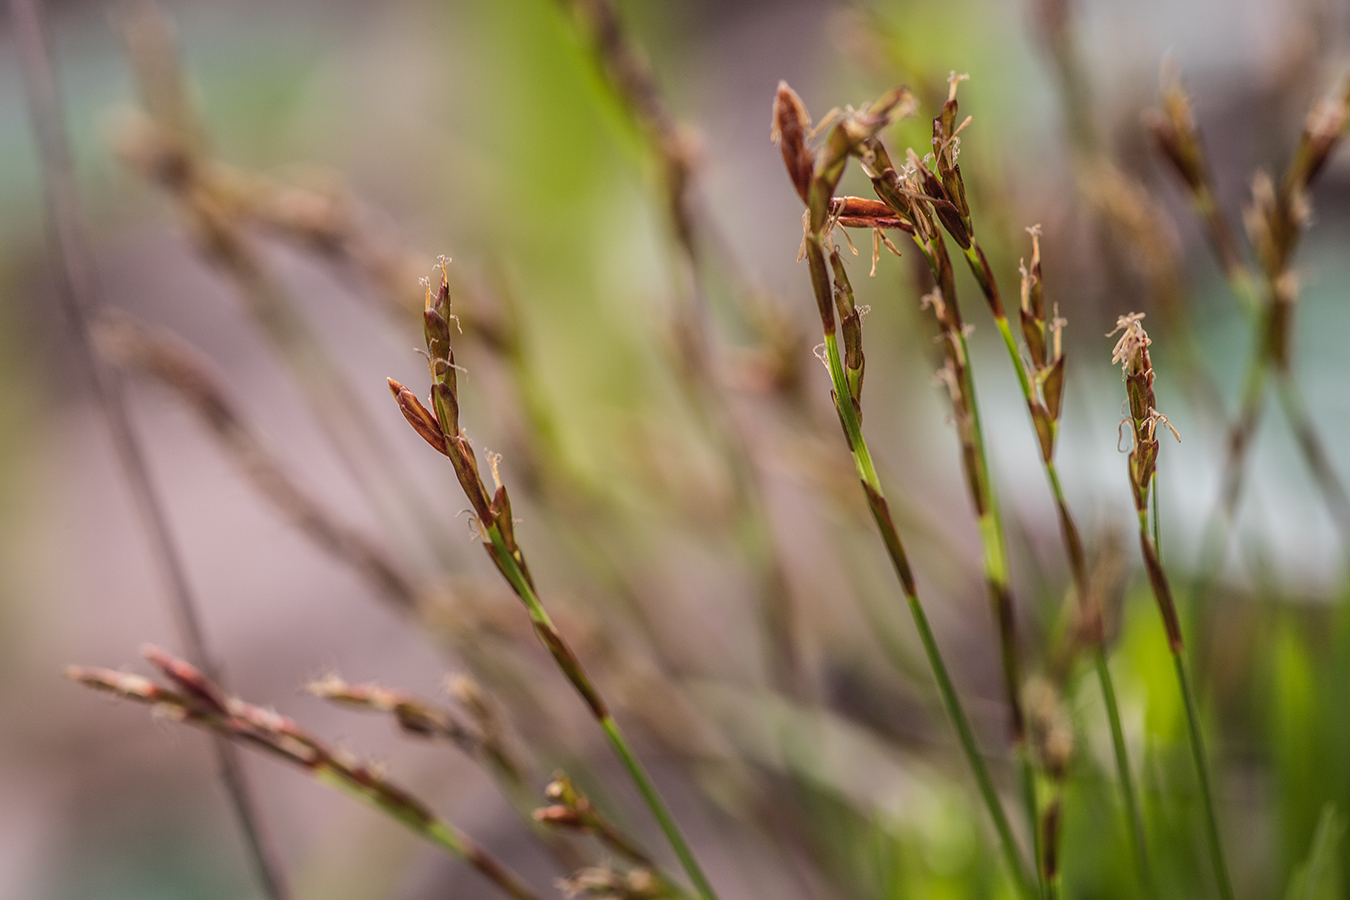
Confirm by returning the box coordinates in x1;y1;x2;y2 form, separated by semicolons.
3;0;1350;898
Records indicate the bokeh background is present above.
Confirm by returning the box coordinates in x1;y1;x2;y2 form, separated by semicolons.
2;0;1350;898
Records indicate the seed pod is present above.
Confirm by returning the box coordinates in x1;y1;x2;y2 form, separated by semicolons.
1021;307;1046;369
932;198;972;249
1030;401;1055;462
1042;355;1067;422
389;379;448;456
1146;66;1207;195
829;247;865;408
430;380;459;441
424;307;451;368
772;82;815;206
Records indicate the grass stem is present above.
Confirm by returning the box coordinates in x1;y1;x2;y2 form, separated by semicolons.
969;239;1153;890
822;331;1036;899
1173;650;1234;900
483;522;720;900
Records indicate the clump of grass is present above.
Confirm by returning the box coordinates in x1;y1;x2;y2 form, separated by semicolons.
38;0;1350;898
844;75;1043;871
771;80;1036;900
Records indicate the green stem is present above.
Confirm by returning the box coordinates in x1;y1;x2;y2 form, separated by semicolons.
1094;649;1152;890
1019;757;1044;900
823;333;1037;899
968;238;1153;889
600;716;718;900
1138;511;1234;900
483;525;719;900
1173;651;1235;900
992;315;1036;402
912;235;1035;882
917;241;1024;750
314;770;543;900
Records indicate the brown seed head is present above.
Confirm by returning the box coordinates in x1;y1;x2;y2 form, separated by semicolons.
1108;313;1150;379
772;81;815;205
388;378;449;455
1146;62;1208;194
141;644;230;716
1291;74;1350;191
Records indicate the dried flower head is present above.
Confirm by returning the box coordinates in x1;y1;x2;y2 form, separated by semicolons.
1108;313;1150;378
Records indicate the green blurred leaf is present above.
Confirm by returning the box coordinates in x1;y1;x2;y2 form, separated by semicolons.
1283;805;1344;900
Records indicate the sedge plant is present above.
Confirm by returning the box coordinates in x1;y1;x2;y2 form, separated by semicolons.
820;77;1044;885
771;81;1036;900
881;74;1152;888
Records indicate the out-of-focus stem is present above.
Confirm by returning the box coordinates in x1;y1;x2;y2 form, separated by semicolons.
11;2;288;896
553;0;816;698
71;656;540;900
114;3;453;572
1140;519;1234;900
1274;367;1350;540
99;315;422;614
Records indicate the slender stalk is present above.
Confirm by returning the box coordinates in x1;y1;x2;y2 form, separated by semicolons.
1094;650;1150;883
1172;653;1231;900
1113;314;1234;900
821;327;1034;899
485;522;720;900
849;97;1038;854
918;235;1026;744
1143;506;1234;900
961;230;1153;889
771;81;1034;895
392;267;719;900
1157;458;1232;900
598;717;713;900
906;231;1040;889
10;2;287;896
